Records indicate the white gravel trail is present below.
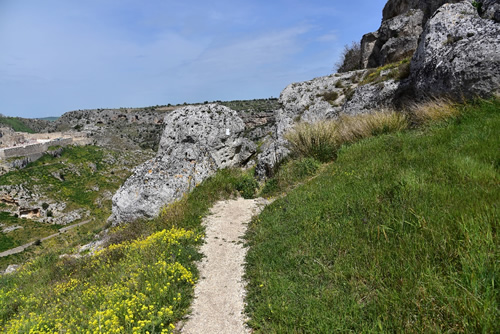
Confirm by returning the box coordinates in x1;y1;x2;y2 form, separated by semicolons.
181;197;268;334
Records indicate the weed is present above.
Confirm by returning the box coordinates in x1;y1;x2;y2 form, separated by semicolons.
236;175;259;199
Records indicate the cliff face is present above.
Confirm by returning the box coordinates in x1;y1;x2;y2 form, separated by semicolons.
359;0;500;70
361;0;462;69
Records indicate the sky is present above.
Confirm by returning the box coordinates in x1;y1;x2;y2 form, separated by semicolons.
0;0;387;118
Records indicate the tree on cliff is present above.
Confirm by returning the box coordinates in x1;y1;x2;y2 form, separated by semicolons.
335;41;362;73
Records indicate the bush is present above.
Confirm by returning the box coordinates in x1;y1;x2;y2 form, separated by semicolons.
236;175;259;199
42;203;49;210
318;91;339;105
335;41;362;73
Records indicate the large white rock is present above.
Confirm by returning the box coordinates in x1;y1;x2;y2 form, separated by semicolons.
109;104;256;224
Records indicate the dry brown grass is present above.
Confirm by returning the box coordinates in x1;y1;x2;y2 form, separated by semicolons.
284;121;339;162
285;110;407;161
337;110;408;143
409;98;459;124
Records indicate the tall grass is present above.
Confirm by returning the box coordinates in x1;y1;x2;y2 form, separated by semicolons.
245;98;500;332
409;98;460;125
284;121;339;162
284;110;408;162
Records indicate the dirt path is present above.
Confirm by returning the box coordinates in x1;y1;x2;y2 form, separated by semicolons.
0;219;91;257
181;197;268;334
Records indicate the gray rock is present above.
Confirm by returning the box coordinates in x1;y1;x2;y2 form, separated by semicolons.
361;0;462;69
411;1;500;99
343;80;402;115
480;0;500;22
382;0;461;21
255;71;367;178
255;140;290;179
3;264;20;275
109;104;256;223
363;8;425;68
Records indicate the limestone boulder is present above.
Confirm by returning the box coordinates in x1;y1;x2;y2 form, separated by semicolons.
343;80;402;115
410;1;500;99
480;0;500;22
109;104;256;224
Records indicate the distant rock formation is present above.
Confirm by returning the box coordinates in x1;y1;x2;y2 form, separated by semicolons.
109;104;256;224
48;108;167;151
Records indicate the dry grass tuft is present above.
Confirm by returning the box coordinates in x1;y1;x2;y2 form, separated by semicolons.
410;98;459;124
337;110;408;143
284;121;339;162
285;110;407;161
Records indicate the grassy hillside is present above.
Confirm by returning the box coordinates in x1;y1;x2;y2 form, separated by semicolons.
0;167;253;333
245;99;499;332
0;117;34;133
0;146;153;269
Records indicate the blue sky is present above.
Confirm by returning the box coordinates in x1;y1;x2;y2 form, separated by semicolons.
0;0;387;118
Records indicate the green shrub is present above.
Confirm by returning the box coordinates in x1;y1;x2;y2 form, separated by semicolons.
236;175;259;199
317;91;339;105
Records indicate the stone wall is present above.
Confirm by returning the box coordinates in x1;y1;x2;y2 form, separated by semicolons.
0;138;73;159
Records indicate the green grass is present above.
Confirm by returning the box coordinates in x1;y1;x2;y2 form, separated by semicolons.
0;145;152;266
0;168;250;333
0;117;34;133
245;99;499;332
360;57;411;85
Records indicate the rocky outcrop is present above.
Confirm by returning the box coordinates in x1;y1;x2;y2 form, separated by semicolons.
49;108;167;151
362;8;425;68
0;184;89;225
343;80;402;114
256;1;500;178
255;70;368;178
410;1;500;99
382;0;460;21
361;0;462;69
481;0;500;22
109;104;256;224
